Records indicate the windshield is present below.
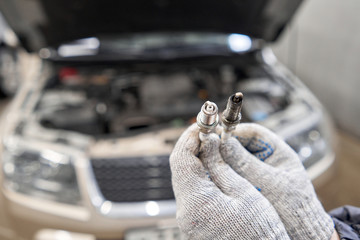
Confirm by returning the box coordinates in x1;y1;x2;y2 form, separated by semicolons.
49;33;253;60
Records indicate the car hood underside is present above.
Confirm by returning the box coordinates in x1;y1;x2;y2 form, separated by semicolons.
0;0;302;52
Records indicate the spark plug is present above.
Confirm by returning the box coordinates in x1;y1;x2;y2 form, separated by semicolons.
196;101;219;141
221;92;243;140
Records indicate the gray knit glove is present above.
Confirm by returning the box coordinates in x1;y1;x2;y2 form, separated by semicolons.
170;124;290;239
221;123;334;240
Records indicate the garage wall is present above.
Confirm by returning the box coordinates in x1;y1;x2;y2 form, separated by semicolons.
272;0;360;138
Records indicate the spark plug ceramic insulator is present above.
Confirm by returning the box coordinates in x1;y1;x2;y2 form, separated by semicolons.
221;92;243;140
196;101;219;141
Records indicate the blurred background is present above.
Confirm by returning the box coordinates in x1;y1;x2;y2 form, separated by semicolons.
0;0;359;239
272;0;360;210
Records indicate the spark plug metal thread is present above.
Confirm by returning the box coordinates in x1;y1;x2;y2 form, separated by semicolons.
221;92;243;140
197;101;219;140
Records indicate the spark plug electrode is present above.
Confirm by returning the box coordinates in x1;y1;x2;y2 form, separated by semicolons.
221;92;243;140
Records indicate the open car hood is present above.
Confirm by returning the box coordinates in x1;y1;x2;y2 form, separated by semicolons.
0;0;302;52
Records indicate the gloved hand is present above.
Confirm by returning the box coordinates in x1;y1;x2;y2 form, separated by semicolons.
220;123;334;240
170;124;290;239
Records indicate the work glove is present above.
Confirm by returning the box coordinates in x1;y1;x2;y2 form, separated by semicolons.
220;123;334;240
170;124;290;239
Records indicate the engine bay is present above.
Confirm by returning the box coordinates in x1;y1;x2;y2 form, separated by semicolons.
35;60;292;138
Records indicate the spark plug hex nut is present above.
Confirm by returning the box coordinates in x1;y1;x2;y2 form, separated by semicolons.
197;101;219;134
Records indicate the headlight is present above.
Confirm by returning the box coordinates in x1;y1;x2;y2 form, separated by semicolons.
285;124;331;169
2;138;81;205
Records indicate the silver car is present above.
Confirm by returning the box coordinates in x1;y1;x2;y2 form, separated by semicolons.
0;0;334;239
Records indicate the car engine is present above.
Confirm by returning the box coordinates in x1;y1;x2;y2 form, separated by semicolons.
36;62;291;139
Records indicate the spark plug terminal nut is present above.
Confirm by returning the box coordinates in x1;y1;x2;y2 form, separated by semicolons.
196;101;219;139
221;92;243;134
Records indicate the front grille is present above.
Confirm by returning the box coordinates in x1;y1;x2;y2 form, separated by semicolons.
91;155;175;202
